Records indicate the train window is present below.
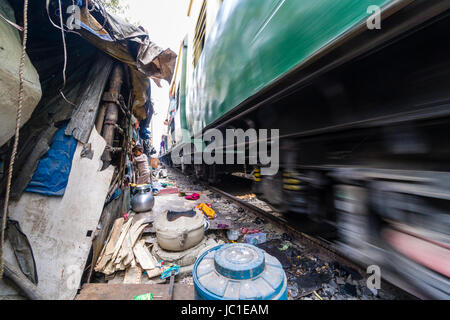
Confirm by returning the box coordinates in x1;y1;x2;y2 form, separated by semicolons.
193;0;207;68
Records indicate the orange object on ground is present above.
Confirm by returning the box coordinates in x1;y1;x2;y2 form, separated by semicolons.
195;203;216;219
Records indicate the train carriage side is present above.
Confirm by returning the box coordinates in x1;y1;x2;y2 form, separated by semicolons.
168;0;450;299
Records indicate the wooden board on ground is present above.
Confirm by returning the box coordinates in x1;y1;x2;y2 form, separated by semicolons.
95;218;124;271
145;268;163;279
76;283;195;300
123;266;142;284
133;240;157;270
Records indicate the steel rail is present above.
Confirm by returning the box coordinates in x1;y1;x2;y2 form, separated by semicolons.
203;182;415;299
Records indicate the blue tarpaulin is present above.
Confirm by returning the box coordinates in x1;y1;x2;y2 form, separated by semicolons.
25;124;78;197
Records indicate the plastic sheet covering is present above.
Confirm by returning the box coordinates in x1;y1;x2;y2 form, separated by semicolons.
78;5;176;119
3;0;98;199
25;124;78;197
2;0;172;197
0;0;41;147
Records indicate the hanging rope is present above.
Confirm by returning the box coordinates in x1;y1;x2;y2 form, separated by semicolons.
0;0;29;280
43;0;78;107
0;12;24;31
57;0;72;105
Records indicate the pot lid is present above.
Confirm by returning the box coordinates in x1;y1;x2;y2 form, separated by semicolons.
214;244;265;280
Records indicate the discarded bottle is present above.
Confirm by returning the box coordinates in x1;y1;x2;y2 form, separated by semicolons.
133;293;154;300
226;229;240;241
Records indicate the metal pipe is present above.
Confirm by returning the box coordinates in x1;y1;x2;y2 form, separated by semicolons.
95;103;107;134
101;64;124;169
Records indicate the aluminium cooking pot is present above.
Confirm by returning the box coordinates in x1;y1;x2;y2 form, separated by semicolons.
131;185;155;212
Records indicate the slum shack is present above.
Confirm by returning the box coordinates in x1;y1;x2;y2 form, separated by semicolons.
0;0;175;300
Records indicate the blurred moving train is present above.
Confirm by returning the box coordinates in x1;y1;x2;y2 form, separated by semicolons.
160;0;450;299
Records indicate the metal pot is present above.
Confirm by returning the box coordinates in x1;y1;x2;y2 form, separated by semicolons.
131;185;155;212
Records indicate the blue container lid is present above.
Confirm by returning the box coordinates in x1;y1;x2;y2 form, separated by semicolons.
214;244;265;280
194;244;287;300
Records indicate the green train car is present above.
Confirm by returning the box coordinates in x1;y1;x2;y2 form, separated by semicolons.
162;0;450;299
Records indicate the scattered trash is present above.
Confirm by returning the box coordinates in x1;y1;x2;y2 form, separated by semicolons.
227;230;240;241
159;169;168;178
322;283;337;297
342;283;357;296
161;265;180;280
209;219;233;230
181;277;194;286
328;279;338;289
257;240;292;269
133;292;154;300
94;167;393;300
342;266;363;281
281;233;292;241
278;243;290;251
331;261;363;281
287;282;299;299
313;290;324;300
244;233;266;245
253;217;265;224
295;273;324;297
240;227;260;235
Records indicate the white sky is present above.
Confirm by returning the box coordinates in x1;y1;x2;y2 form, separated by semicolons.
118;0;189;151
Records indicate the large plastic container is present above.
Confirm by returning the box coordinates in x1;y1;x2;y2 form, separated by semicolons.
154;209;205;252
193;243;287;300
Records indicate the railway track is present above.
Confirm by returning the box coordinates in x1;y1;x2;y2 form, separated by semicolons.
207;185;337;254
168;167;415;299
199;175;415;300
